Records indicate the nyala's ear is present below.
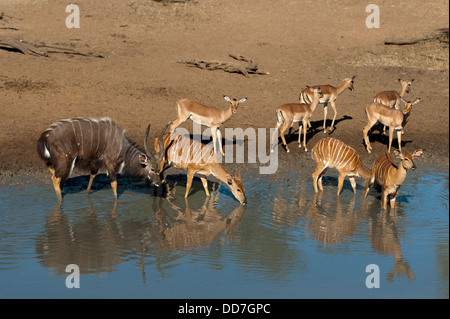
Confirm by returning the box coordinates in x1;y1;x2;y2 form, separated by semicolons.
233;171;241;181
139;154;149;166
393;149;403;159
412;149;423;158
413;98;421;105
224;95;232;103
227;174;234;185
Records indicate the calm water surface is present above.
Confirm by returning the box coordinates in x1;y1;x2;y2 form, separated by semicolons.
0;168;448;298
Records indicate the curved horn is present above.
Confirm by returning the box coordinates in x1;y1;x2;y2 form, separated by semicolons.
143;123;159;168
144;123;152;158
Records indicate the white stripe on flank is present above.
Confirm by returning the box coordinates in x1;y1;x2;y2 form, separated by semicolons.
94;120;100;156
44;146;51;158
340;151;355;170
71;121;79;147
118;161;125;174
75;120;83;155
336;145;349;167
88;120;93;156
59;124;71;155
193;143;202;164
333;143;343;167
69;157;77;176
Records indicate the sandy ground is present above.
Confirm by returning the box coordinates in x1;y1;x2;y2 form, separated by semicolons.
0;0;448;186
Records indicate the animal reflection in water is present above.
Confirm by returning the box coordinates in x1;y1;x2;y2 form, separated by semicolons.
270;180;415;282
155;182;245;252
35;183;245;280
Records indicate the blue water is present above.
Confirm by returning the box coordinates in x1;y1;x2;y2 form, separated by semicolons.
0;168;448;299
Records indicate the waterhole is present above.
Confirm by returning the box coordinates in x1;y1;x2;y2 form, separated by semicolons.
0;168;448;298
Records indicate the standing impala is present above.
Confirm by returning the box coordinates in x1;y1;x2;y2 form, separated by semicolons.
271;87;323;153
154;123;247;205
311;137;372;195
299;76;356;133
363;98;420;153
168;95;247;156
373;78;415;109
365;149;423;209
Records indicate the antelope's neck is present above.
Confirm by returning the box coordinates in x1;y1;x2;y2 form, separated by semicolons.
401;112;410;127
222;105;234;122
210;163;229;184
391;163;407;186
399;85;408;97
336;81;350;95
310;96;321;112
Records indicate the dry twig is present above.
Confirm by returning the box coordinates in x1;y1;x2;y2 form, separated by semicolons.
0;12;22;30
180;53;269;78
385;28;449;45
0;36;104;58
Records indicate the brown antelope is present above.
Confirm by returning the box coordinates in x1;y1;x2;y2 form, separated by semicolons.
37;118;163;201
374;78;415;136
365;149;423;209
373;78;415;109
271;87;323;153
363;98;420;153
299;76;356;133
168;95;247;156
311;137;372;195
154;123;247;205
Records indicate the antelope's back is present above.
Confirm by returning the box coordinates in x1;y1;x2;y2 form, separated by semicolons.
311;137;361;171
161;133;216;169
37;118;128;162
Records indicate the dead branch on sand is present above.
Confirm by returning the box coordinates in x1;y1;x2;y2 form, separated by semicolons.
0;36;104;58
179;53;269;78
385;28;449;45
0;12;22;30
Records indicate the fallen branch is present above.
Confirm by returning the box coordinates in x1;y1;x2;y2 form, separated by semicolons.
0;36;104;58
385;28;449;45
0;36;47;56
179;53;269;78
0;12;22;30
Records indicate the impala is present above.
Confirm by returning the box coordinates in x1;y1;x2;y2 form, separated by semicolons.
365;149;423;209
37;118;162;201
362;98;420;153
373;78;415;109
299;76;356;133
168;95;247;156
154;123;247;205
271;87;323;153
311;137;372;195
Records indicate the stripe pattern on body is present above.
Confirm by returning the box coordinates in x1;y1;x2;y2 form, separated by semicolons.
311;137;371;195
